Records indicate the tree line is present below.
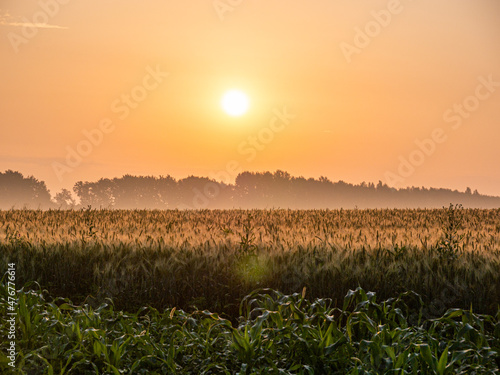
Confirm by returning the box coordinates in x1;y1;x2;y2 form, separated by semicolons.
1;169;499;210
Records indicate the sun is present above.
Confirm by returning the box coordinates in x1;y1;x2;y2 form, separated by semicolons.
221;89;249;117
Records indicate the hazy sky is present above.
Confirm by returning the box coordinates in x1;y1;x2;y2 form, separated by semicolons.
1;0;499;196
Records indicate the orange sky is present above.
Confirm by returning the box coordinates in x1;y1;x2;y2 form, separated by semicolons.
1;0;499;197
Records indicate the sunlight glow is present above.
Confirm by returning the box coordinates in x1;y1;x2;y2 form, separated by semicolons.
221;90;249;117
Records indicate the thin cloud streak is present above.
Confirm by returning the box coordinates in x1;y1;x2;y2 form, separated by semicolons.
0;21;68;29
0;9;68;30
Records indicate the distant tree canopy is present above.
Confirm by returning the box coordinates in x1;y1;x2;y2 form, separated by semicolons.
0;170;499;209
0;170;52;209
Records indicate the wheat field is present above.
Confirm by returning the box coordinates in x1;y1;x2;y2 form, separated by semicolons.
1;207;499;315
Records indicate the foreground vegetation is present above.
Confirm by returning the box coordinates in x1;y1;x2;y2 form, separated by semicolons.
1;207;500;373
1;281;499;374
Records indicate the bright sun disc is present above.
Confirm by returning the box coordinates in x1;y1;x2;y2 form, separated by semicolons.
221;90;249;117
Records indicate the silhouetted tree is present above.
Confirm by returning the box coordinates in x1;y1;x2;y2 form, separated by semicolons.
0;170;53;209
2;169;499;210
112;175;176;209
73;179;115;208
53;189;76;209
